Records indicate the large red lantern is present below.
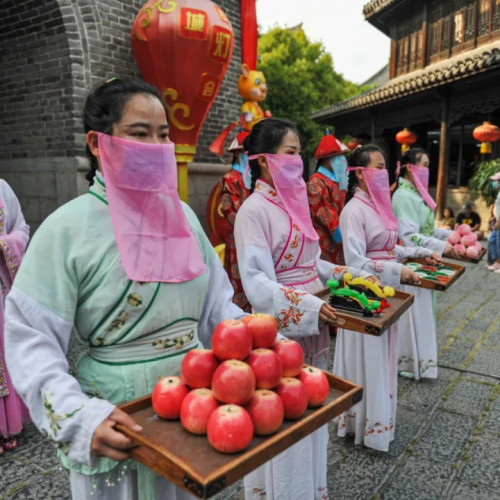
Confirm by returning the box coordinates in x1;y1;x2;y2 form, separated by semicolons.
346;138;360;150
131;0;235;201
473;121;500;154
395;128;417;154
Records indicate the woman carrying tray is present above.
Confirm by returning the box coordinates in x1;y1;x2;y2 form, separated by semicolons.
391;147;456;381
5;78;244;500
234;118;374;499
334;145;439;452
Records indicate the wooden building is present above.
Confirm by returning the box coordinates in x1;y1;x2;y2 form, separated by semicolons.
312;0;500;215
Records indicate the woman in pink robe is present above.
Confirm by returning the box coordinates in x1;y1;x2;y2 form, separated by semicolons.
0;179;29;453
235;118;373;499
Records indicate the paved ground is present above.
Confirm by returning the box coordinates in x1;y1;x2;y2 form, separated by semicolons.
1;259;499;499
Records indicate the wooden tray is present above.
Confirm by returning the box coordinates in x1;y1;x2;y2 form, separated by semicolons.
117;371;362;499
314;288;414;336
446;246;486;264
402;258;465;291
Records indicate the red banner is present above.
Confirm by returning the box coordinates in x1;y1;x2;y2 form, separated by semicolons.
240;0;257;69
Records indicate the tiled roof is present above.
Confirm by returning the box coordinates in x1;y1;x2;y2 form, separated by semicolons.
312;43;500;120
363;0;399;18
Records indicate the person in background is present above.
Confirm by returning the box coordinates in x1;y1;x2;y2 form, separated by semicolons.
486;171;500;272
219;129;251;311
455;202;483;239
0;180;30;455
5;78;244;500
235;118;373;499
392;147;456;381
307;129;349;265
437;207;455;230
334;145;434;452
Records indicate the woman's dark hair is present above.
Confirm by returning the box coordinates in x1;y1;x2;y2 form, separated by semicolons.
346;144;385;202
243;118;299;192
83;78;165;185
397;147;427;181
442;207;454;218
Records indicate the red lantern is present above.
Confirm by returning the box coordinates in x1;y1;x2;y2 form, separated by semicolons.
395;128;417;153
473;121;500;154
131;0;235;201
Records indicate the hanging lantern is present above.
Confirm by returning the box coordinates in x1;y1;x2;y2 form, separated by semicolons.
131;0;235;202
473;121;500;154
395;128;417;153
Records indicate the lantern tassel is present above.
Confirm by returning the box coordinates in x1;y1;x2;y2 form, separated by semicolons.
209;121;239;156
480;142;492;154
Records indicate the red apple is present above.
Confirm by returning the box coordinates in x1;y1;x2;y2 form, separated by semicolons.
207;404;254;453
211;319;253;360
180;349;219;389
275;377;309;419
272;339;304;377
152;376;189;420
242;313;279;348
180;388;219;435
245;389;284;435
246;348;282;389
298;366;330;408
211;360;256;405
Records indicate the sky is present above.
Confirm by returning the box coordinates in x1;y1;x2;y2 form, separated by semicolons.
256;0;390;85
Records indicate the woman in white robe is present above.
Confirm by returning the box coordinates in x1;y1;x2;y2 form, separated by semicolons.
391;148;455;380
235;118;373;499
333;145;437;452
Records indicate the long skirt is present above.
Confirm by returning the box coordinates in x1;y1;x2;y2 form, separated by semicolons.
396;286;437;380
243;326;330;500
333;327;397;452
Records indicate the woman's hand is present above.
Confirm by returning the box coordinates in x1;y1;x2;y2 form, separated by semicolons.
319;303;337;325
425;252;442;265
400;265;421;285
443;243;458;258
91;408;143;461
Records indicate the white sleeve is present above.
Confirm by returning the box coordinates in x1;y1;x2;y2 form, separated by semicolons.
434;228;452;241
398;217;448;255
5;287;115;466
316;253;374;284
340;211;402;289
237;244;324;337
395;244;433;262
0;180;30;235
198;257;247;348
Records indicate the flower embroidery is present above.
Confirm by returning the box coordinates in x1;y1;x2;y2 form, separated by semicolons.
276;307;304;329
284;253;294;262
0;356;9;397
411;235;424;246
293;223;300;231
368;261;384;273
106;311;129;332
251;488;266;497
332;265;349;278
338;411;357;430
127;293;143;307
43;390;83;437
290;234;300;249
152;330;195;350
281;287;307;306
318;486;329;500
364;418;393;435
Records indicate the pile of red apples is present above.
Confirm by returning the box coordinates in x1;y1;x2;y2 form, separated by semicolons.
151;314;330;454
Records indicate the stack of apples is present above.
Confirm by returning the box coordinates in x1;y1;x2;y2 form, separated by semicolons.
447;224;482;258
151;314;330;454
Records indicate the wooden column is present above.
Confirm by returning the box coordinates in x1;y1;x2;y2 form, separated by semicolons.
370;114;377;142
436;99;450;216
456;124;464;187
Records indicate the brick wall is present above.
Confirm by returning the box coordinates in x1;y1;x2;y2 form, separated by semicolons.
0;0;242;231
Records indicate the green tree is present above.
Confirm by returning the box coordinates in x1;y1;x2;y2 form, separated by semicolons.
468;158;500;206
258;26;364;168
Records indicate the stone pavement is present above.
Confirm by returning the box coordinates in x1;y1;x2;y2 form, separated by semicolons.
1;259;499;499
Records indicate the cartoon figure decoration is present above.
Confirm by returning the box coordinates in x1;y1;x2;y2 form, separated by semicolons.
206;129;251;311
238;63;271;131
307;130;349;265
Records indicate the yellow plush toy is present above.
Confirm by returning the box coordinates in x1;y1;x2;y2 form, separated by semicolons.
238;63;271;131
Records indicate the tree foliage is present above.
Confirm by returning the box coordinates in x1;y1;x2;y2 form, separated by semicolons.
468;158;500;206
258;27;364;167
